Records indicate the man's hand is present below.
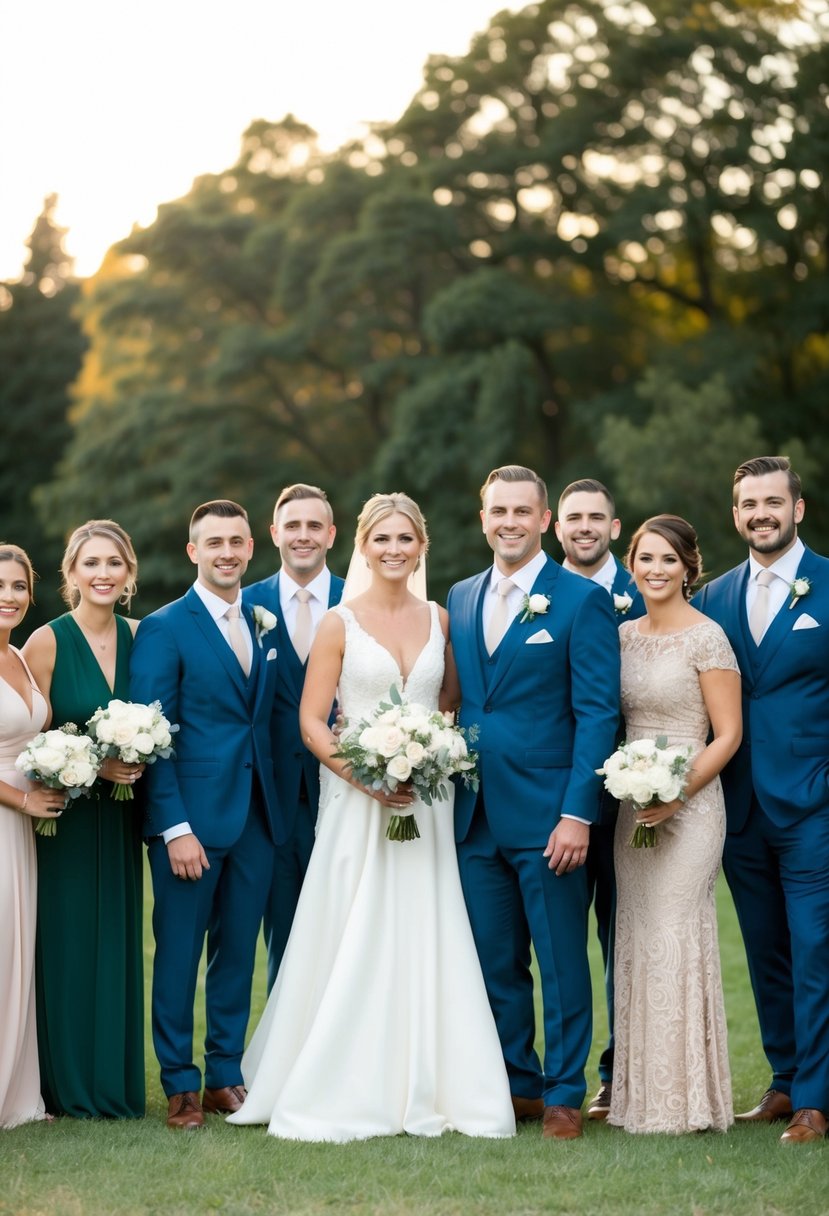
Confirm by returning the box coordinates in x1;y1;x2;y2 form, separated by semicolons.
543;818;589;876
167;833;210;881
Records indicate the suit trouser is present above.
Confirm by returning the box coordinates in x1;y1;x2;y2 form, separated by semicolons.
457;801;592;1110
723;798;829;1112
263;787;316;992
148;789;274;1097
585;819;616;1083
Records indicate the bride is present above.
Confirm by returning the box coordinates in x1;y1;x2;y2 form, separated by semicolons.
228;493;514;1141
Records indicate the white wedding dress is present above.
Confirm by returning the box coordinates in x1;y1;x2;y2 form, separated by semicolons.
228;603;515;1141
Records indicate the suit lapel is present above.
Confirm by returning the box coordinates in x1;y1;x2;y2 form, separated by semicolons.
454;571;490;702
487;558;559;701
753;548;818;680
272;573;307;703
186;587;251;703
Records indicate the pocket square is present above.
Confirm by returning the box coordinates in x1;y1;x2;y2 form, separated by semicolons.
792;614;819;631
526;629;553;644
266;647;278;660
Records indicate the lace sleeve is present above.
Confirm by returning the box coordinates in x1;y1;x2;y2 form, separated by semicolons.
690;621;740;676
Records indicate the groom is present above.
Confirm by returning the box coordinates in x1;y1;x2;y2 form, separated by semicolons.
695;456;829;1144
131;500;285;1129
449;465;620;1140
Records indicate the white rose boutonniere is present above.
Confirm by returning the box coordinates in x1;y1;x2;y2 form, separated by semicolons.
519;593;550;624
613;592;633;616
788;577;811;610
252;604;277;646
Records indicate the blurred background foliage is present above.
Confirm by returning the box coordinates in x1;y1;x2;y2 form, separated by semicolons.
3;0;828;626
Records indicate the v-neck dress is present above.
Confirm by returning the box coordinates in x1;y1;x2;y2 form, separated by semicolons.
35;613;144;1118
0;649;48;1127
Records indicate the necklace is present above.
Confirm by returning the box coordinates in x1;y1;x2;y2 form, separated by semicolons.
73;614;117;651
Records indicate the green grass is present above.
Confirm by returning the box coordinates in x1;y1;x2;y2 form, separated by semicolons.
1;873;825;1216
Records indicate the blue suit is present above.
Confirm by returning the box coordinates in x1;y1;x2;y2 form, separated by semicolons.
449;555;620;1108
695;546;829;1113
130;588;285;1097
587;558;644;1084
243;570;344;989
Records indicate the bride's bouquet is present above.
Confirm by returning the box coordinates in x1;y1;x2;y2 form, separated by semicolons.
597;735;694;848
86;699;178;800
334;685;479;841
15;724;102;836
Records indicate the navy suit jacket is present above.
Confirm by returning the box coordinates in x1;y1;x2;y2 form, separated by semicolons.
695;545;829;832
448;555;621;848
242;570;344;831
130;587;285;848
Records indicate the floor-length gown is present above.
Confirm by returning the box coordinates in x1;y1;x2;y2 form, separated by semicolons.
35;614;144;1118
229;603;515;1141
609;620;737;1134
0;652;48;1128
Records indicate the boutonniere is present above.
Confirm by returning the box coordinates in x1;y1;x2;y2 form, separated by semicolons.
519;593;550;624
252;604;277;646
788;577;811;609
613;592;633;616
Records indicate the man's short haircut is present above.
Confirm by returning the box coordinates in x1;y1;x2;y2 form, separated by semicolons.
273;483;333;524
733;456;802;505
557;479;615;516
189;499;249;541
480;465;548;511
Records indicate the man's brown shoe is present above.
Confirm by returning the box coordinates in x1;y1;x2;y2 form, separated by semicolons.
511;1095;545;1122
166;1091;204;1130
202;1085;247;1115
780;1109;828;1144
542;1105;583;1140
587;1083;612;1120
735;1089;793;1123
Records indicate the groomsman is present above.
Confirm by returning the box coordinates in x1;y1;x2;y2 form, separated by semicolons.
449;465;620;1139
554;479;643;1121
695;456;829;1144
243;484;344;990
131;500;285;1129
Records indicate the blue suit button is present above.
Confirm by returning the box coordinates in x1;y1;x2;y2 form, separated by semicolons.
244;762;252;769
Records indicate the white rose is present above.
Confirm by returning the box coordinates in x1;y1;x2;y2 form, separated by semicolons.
94;718;116;744
528;593;549;614
405;741;426;765
627;773;656;806
375;707;402;726
31;745;64;774
131;732;155;756
386;754;412;782
375;726;405;758
129;704;155;730
58;763;83;787
613;593;633;614
44;729;69;749
358;726;384;752
111;721;137;747
150;723;172;747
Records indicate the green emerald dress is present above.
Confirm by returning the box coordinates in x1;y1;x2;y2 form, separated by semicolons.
35;613;144;1118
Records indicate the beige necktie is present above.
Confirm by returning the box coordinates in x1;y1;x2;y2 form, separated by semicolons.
749;569;776;645
225;604;251;675
485;578;515;655
292;588;313;663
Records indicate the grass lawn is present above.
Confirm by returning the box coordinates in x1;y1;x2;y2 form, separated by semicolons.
1;870;825;1216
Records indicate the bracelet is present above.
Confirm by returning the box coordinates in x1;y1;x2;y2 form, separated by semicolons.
20;792;29;812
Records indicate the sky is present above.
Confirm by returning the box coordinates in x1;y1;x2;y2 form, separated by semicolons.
1;0;515;280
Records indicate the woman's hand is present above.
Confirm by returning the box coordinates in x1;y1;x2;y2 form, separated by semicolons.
19;784;66;821
367;780;415;810
100;758;147;785
636;796;684;827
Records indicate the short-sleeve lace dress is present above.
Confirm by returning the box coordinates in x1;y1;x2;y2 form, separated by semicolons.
609;619;738;1134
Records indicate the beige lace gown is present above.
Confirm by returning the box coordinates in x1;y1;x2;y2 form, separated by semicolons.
0;650;47;1128
608;620;737;1134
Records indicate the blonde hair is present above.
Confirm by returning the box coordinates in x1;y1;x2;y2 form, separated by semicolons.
355;493;429;555
0;543;36;602
61;520;138;609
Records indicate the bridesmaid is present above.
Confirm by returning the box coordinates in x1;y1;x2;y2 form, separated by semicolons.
0;544;65;1128
24;521;146;1118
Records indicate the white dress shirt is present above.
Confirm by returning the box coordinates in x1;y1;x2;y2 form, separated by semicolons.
746;538;804;641
162;581;253;845
563;550;617;595
279;566;331;647
481;550;548;640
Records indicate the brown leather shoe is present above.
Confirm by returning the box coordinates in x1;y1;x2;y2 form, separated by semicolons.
542;1105;583;1140
780;1108;828;1143
511;1095;545;1122
202;1085;247;1115
587;1082;612;1120
735;1089;793;1123
166;1091;204;1130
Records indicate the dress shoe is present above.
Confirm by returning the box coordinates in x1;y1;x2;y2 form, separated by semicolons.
780;1108;828;1144
511;1095;545;1122
734;1089;793;1123
202;1085;247;1115
587;1082;612;1120
542;1105;583;1140
166;1091;204;1130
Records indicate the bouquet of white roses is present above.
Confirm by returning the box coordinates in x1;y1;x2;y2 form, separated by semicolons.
334;685;479;841
86;698;178;800
15;724;102;836
597;735;694;848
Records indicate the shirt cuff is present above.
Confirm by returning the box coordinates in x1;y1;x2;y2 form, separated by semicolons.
162;822;193;844
561;814;591;825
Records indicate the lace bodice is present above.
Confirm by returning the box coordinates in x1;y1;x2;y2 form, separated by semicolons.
619;619;739;748
333;602;445;721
